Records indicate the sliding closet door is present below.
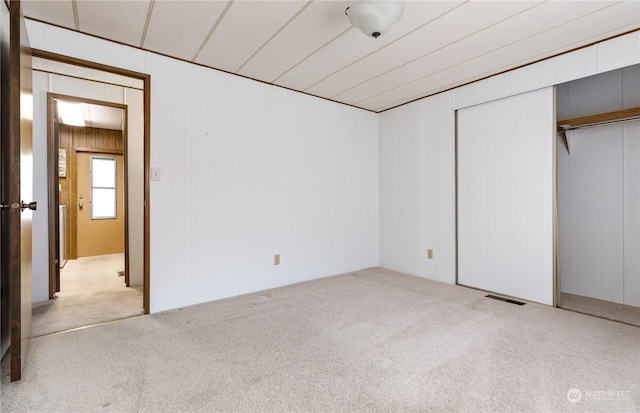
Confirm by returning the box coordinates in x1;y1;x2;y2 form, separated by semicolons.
457;87;555;305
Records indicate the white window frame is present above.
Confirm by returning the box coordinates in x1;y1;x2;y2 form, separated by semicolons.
90;156;117;220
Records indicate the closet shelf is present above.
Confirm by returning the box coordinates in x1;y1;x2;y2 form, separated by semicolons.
557;107;640;131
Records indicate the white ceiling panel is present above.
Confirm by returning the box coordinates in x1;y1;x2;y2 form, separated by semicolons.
21;0;76;30
84;104;124;130
143;1;230;61
335;1;620;105
76;0;150;47
22;0;640;112
307;0;543;99
478;0;640;77
366;1;640;112
195;0;308;73
238;0;352;83
274;1;465;92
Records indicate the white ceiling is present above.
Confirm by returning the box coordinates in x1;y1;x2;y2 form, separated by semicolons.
22;0;640;112
56;99;125;130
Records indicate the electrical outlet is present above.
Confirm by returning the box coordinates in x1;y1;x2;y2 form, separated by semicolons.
427;249;433;259
274;254;280;265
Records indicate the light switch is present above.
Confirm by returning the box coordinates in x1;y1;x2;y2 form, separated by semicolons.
151;167;161;181
427;249;433;259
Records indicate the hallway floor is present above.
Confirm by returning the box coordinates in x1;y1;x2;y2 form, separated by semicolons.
31;253;143;337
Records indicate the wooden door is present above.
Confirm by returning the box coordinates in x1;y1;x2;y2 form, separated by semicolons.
1;0;34;382
0;0;10;362
76;153;125;257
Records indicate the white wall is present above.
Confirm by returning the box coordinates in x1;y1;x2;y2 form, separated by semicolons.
27;21;379;313
378;92;455;283
30;71;49;303
457;87;555;305
147;55;378;311
31;71;145;302
378;33;639;304
124;88;144;288
556;66;640;306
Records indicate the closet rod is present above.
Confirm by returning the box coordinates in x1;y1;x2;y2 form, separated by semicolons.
558;116;640;132
557;107;640;131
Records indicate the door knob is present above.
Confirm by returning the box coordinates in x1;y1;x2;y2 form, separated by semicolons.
20;201;37;211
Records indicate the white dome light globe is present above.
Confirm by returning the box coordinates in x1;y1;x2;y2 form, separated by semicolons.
346;1;404;39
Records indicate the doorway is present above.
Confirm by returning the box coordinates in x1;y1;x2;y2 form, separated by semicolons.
25;51;151;337
32;94;143;337
76;153;125;258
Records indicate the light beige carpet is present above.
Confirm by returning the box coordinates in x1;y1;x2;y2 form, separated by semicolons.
2;268;639;412
561;293;640;327
31;253;144;337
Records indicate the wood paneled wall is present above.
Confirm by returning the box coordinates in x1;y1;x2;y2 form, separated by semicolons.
59;124;123;259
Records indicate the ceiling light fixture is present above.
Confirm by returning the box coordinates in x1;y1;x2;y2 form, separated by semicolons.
57;101;85;127
345;1;404;39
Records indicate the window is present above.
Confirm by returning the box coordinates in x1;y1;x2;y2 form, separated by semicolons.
91;156;117;219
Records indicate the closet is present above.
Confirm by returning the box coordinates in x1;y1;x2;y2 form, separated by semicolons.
556;64;640;324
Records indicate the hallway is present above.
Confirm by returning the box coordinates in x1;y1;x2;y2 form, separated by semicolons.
31;254;143;337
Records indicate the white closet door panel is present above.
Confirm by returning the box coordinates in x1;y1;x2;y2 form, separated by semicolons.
458;87;554;305
518;93;554;300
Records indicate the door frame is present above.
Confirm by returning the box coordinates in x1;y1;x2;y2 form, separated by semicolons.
48;95;129;288
38;50;151;314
